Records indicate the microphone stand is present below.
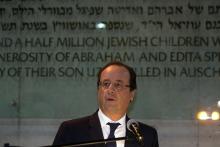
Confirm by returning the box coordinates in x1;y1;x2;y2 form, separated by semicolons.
42;137;135;147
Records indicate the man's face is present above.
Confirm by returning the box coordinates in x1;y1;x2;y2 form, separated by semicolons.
98;65;135;119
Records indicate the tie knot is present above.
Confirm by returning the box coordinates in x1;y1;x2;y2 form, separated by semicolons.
107;122;120;133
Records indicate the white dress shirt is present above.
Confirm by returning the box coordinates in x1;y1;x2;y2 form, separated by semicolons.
98;109;126;147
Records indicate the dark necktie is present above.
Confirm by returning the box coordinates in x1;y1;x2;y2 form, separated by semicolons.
106;122;120;147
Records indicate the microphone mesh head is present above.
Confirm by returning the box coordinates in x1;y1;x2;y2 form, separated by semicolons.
127;119;139;131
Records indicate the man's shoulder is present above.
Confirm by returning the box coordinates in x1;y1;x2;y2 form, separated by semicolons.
60;112;98;128
138;121;158;135
62;115;90;126
53;112;101;145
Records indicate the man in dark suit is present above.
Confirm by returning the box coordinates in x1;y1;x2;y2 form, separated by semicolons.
53;61;159;147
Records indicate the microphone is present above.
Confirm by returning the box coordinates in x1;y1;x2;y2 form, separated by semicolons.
127;119;144;146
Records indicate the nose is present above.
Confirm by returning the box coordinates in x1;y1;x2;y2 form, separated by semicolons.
108;83;116;92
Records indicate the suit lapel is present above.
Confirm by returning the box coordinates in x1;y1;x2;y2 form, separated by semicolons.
88;111;105;147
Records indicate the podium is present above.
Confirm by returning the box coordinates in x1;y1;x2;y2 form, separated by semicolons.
43;137;134;147
4;136;142;147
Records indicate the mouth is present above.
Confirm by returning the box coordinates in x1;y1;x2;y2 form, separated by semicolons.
104;93;117;102
107;98;115;101
105;95;117;101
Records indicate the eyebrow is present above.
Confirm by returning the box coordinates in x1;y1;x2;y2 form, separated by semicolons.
102;79;123;83
115;80;123;83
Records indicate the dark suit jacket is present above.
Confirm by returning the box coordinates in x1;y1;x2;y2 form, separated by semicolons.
53;111;159;147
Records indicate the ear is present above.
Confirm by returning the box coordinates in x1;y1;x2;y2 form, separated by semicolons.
130;90;136;102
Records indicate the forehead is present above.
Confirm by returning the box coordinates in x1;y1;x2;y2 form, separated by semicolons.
100;65;130;81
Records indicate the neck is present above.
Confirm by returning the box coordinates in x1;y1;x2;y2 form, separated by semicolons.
108;114;123;121
102;110;126;121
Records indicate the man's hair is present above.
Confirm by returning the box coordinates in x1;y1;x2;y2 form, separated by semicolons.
97;61;137;91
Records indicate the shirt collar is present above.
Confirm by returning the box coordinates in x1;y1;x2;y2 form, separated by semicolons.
98;109;126;127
